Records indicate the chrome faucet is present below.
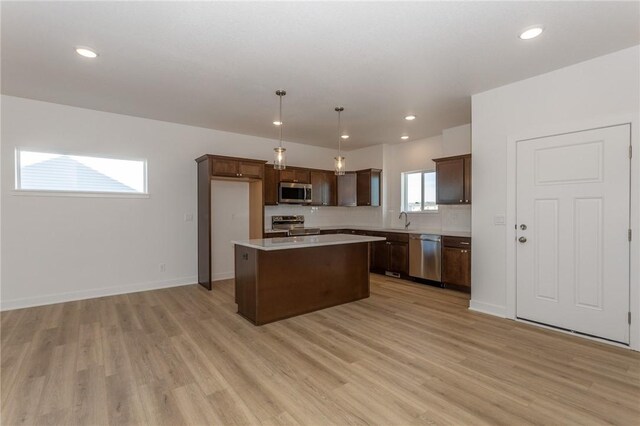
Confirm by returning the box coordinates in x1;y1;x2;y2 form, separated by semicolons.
399;211;411;229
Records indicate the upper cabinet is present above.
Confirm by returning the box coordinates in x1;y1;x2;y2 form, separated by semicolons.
279;167;310;184
259;163;381;208
433;154;471;205
208;156;265;179
310;170;337;206
337;172;357;206
264;166;279;205
356;169;382;206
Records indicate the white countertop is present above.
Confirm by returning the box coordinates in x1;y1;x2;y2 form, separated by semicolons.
233;234;386;251
264;225;471;238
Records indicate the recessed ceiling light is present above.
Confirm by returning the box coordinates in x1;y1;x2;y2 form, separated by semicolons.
519;27;544;40
401;135;409;140
75;47;98;58
405;115;416;121
273;121;283;126
341;135;349;139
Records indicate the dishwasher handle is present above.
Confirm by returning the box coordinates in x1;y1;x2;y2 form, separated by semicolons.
410;234;441;242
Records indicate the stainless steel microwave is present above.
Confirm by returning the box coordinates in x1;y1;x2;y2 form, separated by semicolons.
279;182;312;204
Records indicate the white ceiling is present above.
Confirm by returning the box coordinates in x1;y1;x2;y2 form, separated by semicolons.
2;1;639;150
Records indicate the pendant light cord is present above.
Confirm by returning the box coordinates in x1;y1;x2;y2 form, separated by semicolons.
337;109;342;157
279;94;283;149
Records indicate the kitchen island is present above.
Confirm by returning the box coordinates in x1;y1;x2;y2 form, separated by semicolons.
232;234;386;325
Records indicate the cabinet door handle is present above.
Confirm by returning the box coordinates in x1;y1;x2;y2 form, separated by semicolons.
465;199;469;203
459;199;463;203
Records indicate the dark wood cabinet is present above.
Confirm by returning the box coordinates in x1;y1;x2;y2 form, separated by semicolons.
239;161;264;179
388;242;409;275
356;169;382;206
337;172;357;206
264;167;279;205
210;157;240;177
442;236;471;288
433;154;471;205
463;156;472;204
279;168;310;184
368;231;409;276
310;170;337;206
371;241;389;271
210;156;264;179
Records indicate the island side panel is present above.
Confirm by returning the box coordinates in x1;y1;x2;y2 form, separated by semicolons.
255;242;370;325
234;244;258;323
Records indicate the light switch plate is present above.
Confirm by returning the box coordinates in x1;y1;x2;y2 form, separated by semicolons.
494;214;506;225
184;213;194;222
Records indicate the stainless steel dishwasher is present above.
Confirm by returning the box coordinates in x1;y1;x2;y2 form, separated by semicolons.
409;234;441;282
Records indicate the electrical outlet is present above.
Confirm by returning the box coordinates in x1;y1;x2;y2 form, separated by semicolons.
184;213;193;222
494;215;506;225
159;263;166;272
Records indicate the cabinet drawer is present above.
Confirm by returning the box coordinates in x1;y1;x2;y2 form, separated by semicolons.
263;231;288;238
442;236;471;249
384;232;409;243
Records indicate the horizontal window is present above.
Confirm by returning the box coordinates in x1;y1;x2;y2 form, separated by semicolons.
15;149;147;195
402;170;438;212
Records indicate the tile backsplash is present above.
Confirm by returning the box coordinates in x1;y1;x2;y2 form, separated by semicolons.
265;204;471;232
265;205;383;228
386;205;471;232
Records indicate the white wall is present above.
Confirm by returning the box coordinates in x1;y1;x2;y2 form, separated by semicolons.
471;44;640;347
211;180;249;281
383;124;472;231
0;95;355;309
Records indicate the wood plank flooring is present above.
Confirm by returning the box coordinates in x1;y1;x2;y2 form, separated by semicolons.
2;274;639;425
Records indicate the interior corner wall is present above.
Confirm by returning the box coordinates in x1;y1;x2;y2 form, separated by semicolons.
470;45;640;322
0;95;343;309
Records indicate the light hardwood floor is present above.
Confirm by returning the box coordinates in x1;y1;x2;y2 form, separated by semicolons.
2;274;639;425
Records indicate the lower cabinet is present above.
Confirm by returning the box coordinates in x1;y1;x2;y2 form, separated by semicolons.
441;237;471;288
369;236;409;276
388;242;409;275
319;229;470;291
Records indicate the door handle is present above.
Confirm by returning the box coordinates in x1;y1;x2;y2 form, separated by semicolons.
520;224;527;230
518;237;527;243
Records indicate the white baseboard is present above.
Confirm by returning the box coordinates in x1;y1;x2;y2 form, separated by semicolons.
0;276;197;311
469;299;507;318
213;271;234;281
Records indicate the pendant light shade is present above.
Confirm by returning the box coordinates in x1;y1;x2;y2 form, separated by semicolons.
334;107;346;175
274;146;286;169
334;155;346;175
274;90;287;170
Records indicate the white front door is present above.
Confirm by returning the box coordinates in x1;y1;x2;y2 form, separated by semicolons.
516;124;631;344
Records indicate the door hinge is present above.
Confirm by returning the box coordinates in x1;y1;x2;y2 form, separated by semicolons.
629;312;632;325
630;145;633;159
629;229;633;241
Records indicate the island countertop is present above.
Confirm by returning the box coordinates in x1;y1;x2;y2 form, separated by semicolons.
232;234;386;251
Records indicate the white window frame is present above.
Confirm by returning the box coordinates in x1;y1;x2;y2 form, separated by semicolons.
13;148;149;198
401;169;438;213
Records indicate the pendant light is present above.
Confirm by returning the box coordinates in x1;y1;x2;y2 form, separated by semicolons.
273;89;287;170
334;106;346;175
